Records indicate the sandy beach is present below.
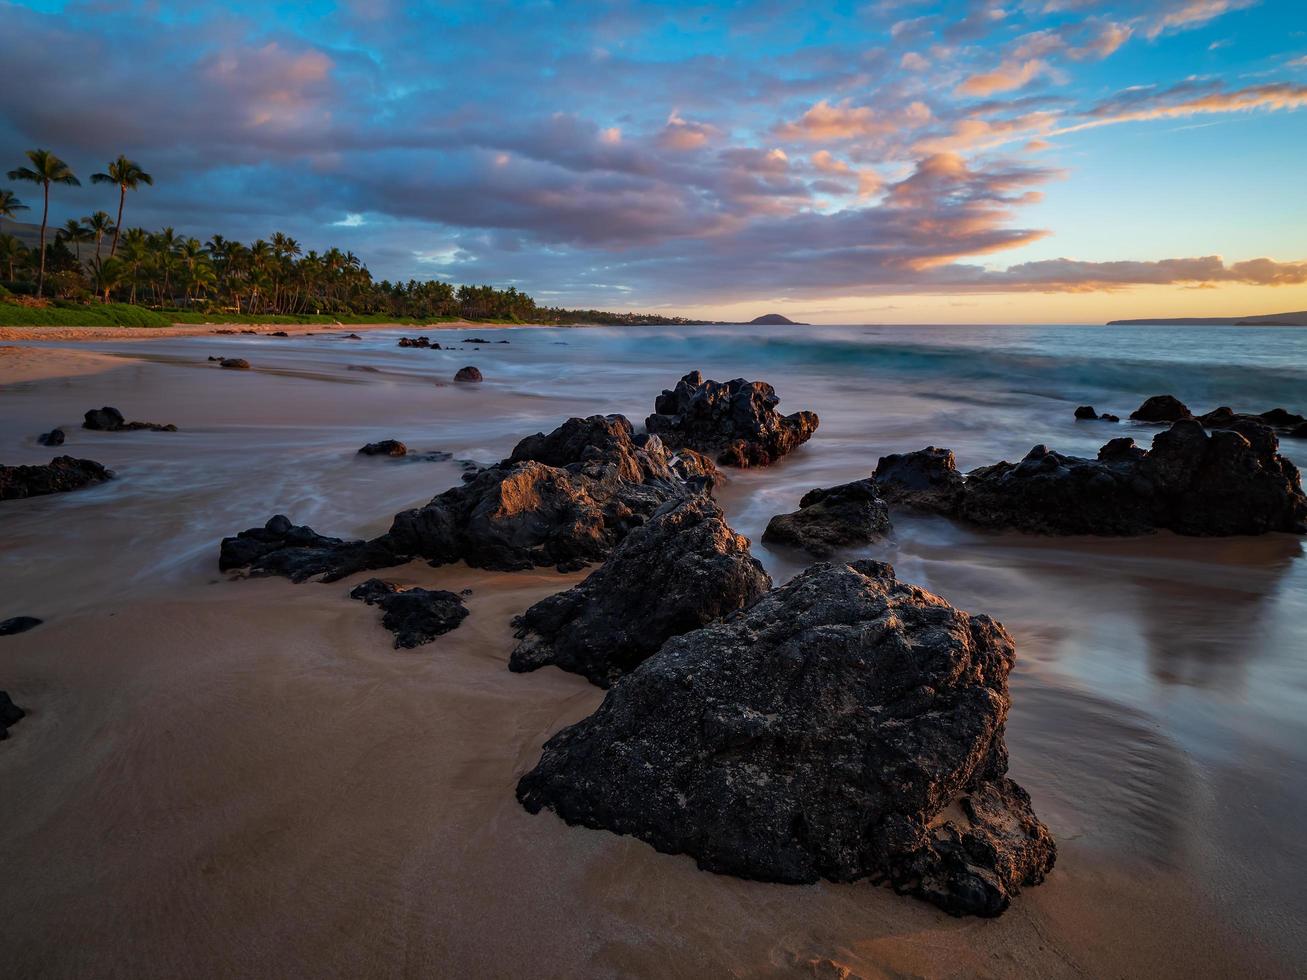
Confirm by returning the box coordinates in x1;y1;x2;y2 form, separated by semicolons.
0;319;523;344
2;326;1304;978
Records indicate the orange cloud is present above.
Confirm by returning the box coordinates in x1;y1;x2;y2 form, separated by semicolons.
955;58;1050;97
1145;0;1257;40
658;111;717;150
775;99;930;141
1061;82;1307;134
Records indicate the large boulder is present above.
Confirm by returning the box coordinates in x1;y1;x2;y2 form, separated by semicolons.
645;371;819;467
1129;394;1191;423
517;560;1055;917
0;691;25;740
877;420;1307;536
873;447;967;515
510;497;771;687
359;439;408;457
762;479;891;557
83;406;176;432
454;366;483;383
1;456;112;500
349;578;469;649
219;515;401;583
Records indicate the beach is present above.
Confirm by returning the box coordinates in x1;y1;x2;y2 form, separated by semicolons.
2;324;1305;978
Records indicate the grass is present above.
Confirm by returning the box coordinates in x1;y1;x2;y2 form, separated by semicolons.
0;303;528;328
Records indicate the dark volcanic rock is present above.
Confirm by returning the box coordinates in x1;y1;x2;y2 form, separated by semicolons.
0;616;42;636
1074;405;1098;420
220;358;251;370
454;366;483;383
344;333;363;340
517;559;1055;917
763;479;891;557
1100;413;1120;422
269;330;290;337
873;447;967;515
510;496;770;686
1;456;112;500
219;514;401;583
0;691;25;739
1130;394;1191;423
461;337;493;344
1290;422;1307;440
83;406;176;432
398;336;440;349
349;578;469;649
37;428;65;447
645;371;819;467
358;439;408;457
886;420;1306;536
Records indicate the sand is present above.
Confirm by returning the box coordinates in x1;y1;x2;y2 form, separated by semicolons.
0;344;137;383
1;332;1302;978
0;320;532;343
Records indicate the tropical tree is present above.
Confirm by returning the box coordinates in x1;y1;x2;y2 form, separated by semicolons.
7;149;81;296
89;255;128;303
57;218;93;264
118;228;149;304
90;155;152;257
0;233;24;281
0;189;28;235
85;211;116;260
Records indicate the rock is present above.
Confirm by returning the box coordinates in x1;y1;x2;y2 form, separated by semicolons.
37;428;65;447
461;337;492;344
269;330;289;337
873;447;966;515
1;456;112;500
219;358;250;370
887;420;1306;536
1073;405;1098;420
516;559;1055;917
349;578;469;649
0;691;25;740
510;497;771;687
1100;413;1120;422
1196;406;1306;433
763;479;891;557
454;366;483;383
398;336;439;349
645;371;819;467
219;514;401;583
0;616;42;636
1290;422;1307;440
344;333;362;340
1130;394;1191;423
358;439;408;457
82;406;176;432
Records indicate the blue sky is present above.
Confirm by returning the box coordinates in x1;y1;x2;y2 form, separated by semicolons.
2;0;1305;321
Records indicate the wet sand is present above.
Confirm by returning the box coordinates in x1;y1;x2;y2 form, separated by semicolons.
2;327;1304;978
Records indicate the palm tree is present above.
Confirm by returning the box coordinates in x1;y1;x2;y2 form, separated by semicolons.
89;255;127;303
85;211;116;260
118;229;148;304
90;155;152;258
7;149;81;296
0;233;24;281
0;189;28;236
57;218;93;264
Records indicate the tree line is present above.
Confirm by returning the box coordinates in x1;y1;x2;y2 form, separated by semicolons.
0;147;702;325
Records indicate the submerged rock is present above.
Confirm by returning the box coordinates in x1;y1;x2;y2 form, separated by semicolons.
645;371;819;467
763;479;891;557
1;456;112;500
510;496;771;687
517;559;1055;917
398;336;440;349
349;578;469;649
36;428;65;447
0;691;25;739
877;420;1307;536
873;447;967;515
219;357;251;370
454;366;483;383
358;439;408;457
461;337;493;344
0;616;42;636
82;406;176;432
219;514;401;583
1130;394;1192;423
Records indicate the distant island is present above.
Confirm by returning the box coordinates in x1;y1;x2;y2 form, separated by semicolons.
748;313;807;325
1108;310;1307;326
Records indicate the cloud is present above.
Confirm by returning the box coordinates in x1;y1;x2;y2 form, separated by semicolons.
985;255;1307;291
1063;81;1307;132
1144;0;1258;40
657;112;717;150
774;99;931;140
956;59;1053;96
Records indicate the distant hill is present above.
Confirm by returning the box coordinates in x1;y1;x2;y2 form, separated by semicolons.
0;219;44;250
1108;310;1307;326
748;313;807;325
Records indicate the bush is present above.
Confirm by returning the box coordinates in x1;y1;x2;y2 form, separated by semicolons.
0;301;174;327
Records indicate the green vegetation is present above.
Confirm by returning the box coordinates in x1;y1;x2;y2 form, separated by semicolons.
0;301;172;327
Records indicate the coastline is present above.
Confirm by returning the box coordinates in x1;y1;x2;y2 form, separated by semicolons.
0;319;537;344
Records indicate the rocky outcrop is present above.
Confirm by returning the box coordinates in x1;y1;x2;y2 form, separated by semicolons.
349;578;469;649
0;616;42;636
1;457;112;500
82;406;176;432
398;336;441;349
0;691;25;739
510;497;770;687
1196;406;1306;434
1291;422;1307;440
1074;406;1118;422
37;428;65;446
1130;395;1191;423
762;479;890;557
359;440;408;457
517;560;1055;917
454;366;483;382
219;515;401;583
876;421;1307;536
873;447;967;514
645;371;819;467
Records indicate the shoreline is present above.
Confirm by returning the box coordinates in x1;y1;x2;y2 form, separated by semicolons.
0;319;538;344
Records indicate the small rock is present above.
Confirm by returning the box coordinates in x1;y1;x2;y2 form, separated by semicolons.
344;333;363;340
1;457;112;500
220;358;251;370
269;330;289;337
1130;394;1191;423
37;428;65;447
0;616;42;636
461;337;492;344
1289;422;1307;440
454;366;483;383
1074;405;1098;420
82;406;176;432
359;440;408;457
763;479;891;557
0;691;25;739
349;578;469;649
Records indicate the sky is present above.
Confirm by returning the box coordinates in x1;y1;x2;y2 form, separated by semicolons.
1;0;1305;323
